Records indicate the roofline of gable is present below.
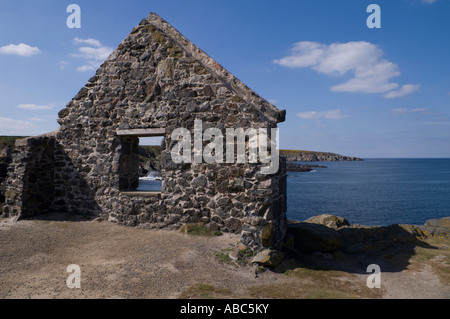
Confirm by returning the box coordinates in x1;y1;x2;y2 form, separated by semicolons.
145;12;286;125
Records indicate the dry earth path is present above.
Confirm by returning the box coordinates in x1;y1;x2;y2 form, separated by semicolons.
0;216;448;299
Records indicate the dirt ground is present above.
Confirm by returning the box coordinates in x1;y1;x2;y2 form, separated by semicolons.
0;215;449;299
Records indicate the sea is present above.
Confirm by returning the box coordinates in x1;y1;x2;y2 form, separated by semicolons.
287;158;450;226
138;158;450;226
138;170;163;191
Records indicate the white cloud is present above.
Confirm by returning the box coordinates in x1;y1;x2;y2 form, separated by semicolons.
74;38;102;47
421;0;438;4
71;38;113;72
296;109;348;120
383;84;420;98
0;43;41;57
274;41;418;97
76;61;102;72
16;103;53;110
73;46;112;61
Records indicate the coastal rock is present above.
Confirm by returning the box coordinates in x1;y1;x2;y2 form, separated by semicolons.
305;214;350;229
285;215;450;256
287;222;343;252
421;217;450;238
425;217;450;230
285;163;326;172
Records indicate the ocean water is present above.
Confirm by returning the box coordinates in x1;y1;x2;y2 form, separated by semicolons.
287;158;450;226
138;171;162;191
137;159;450;226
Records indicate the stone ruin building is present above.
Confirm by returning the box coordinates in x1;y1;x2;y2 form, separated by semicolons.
1;13;287;250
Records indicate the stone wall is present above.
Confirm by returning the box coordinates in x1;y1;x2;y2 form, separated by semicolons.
2;134;56;217
2;13;287;250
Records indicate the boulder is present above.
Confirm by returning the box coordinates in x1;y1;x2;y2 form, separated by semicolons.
251;249;285;267
287;222;343;253
260;222;273;247
305;214;350;229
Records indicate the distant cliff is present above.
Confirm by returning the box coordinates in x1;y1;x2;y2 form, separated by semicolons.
280;149;363;162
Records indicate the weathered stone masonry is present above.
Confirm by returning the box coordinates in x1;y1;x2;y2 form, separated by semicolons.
2;13;287;249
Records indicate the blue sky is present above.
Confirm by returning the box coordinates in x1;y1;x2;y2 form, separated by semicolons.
0;0;449;157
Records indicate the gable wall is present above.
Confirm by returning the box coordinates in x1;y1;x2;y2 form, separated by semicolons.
2;16;287;249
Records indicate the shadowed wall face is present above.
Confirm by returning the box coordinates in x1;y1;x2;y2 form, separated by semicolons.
119;136;140;191
2;136;56;218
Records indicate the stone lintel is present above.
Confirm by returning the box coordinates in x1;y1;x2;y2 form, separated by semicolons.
116;128;166;137
120;191;162;197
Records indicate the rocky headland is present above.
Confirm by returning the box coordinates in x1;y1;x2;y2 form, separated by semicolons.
280;149;363;162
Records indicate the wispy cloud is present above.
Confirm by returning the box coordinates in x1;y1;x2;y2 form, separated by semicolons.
73;38;102;47
297;109;348;120
16;103;53;110
410;107;427;113
58;61;69;70
389;108;409;115
383;84;420;98
422;121;450;125
0;43;41;57
274;41;419;98
76;61;103;72
389;107;429;115
27;117;46;122
0;117;38;135
421;0;438;4
71;38;113;72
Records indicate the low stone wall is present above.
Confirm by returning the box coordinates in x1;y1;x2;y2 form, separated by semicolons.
2;132;287;250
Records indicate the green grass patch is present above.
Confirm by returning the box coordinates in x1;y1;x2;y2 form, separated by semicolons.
214;248;233;265
285;266;346;282
0;136;28;144
180;223;221;237
410;237;450;284
213;246;256;267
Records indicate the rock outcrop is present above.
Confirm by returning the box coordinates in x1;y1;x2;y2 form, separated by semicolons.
286;215;449;255
305;214;350;229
